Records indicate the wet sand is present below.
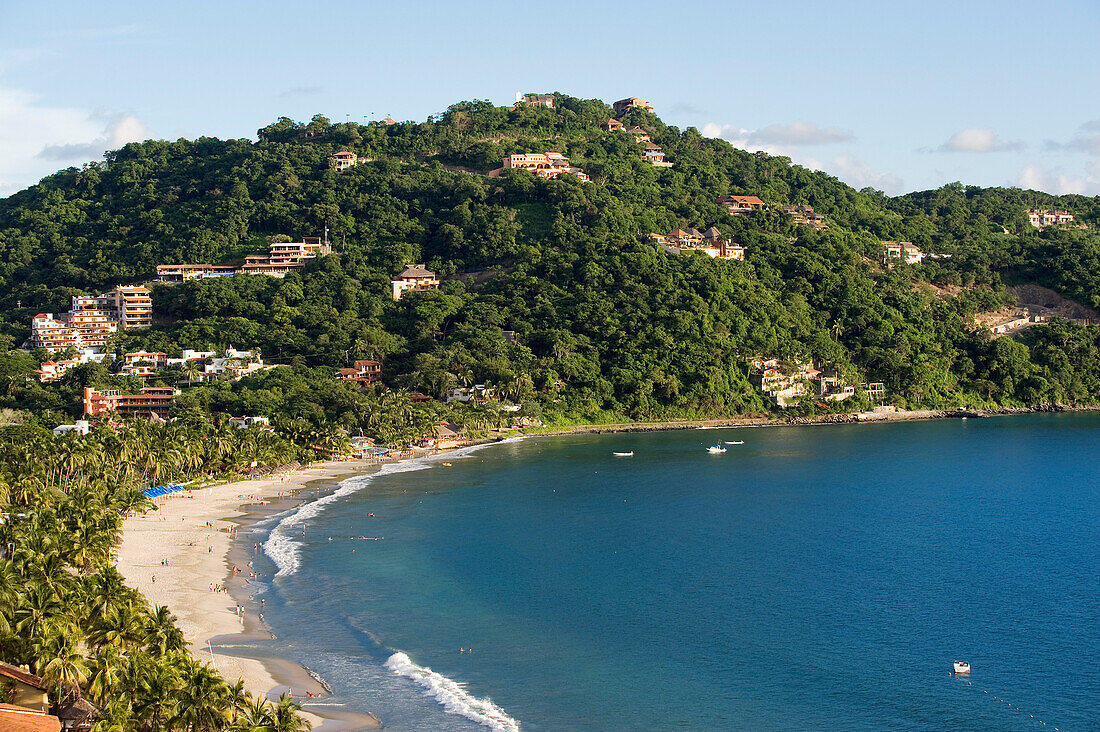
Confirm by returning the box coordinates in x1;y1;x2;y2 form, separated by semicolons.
116;460;382;731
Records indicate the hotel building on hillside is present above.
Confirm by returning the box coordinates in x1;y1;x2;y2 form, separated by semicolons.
156;237;331;281
781;205;830;231
391;265;440;300
84;386;178;420
1027;208;1075;227
29;285;152;352
500;153;589;181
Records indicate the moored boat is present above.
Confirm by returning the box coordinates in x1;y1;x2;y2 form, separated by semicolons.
613;451;634;457
724;440;744;445
707;445;726;454
953;661;970;674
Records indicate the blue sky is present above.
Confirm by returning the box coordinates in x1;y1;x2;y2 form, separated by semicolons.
1;0;1097;197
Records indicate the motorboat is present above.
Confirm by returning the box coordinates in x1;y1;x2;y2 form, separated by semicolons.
953;661;970;674
707;445;726;454
724;440;744;445
612;451;634;457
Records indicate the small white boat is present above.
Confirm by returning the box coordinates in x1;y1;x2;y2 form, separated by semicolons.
612;451;634;457
707;445;726;454
953;661;970;674
724;440;744;445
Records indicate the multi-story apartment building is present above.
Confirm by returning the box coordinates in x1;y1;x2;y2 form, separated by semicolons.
29;285;151;352
156;237;331;281
84;386;178;420
501;153;589;181
1027;208;1075;227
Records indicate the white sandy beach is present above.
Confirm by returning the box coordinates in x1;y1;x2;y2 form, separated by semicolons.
115;460;381;730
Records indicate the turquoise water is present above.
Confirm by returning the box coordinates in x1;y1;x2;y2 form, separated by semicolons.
258;414;1100;730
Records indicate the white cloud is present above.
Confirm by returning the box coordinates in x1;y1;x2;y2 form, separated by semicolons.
938;128;1023;153
0;87;153;196
1017;163;1098;195
701;122;901;194
701;120;852;148
821;154;904;194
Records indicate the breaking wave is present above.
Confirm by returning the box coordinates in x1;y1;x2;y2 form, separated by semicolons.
385;651;521;731
263;438;525;577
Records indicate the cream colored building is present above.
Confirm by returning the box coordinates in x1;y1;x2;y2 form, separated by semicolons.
391;264;440;300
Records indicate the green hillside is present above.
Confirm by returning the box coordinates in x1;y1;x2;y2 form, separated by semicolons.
3;93;1100;430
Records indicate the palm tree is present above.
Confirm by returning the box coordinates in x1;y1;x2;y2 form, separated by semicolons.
170;657;233;731
145;605;186;658
271;692;311;731
35;624;90;702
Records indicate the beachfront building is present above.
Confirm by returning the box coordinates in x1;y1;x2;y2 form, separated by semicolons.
781;205;830;231
1027;208;1075;227
883;241;925;265
500;152;589;182
717;194;766;216
391;265;440;300
28;285;152;352
156;237;331;282
654;227;745;260
751;358;830;408
613;97;653;117
331;151;360;171
516;93;555;108
419;421;466;449
83;386;178;420
337;359;383;387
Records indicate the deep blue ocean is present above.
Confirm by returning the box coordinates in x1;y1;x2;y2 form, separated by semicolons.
255;414;1100;731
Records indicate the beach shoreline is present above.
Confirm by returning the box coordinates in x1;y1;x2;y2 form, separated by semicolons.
116;459;385;731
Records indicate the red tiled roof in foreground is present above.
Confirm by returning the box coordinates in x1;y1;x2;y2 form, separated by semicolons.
0;705;62;732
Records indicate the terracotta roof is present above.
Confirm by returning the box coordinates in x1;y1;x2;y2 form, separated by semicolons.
669;229;692;237
0;662;47;690
0;705;61;732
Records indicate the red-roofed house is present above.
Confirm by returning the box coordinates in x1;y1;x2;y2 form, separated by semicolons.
717;195;766;215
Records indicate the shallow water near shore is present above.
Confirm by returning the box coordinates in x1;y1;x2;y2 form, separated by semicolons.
252;414;1100;730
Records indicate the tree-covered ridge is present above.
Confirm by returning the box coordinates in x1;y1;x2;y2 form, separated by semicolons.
2;93;1100;425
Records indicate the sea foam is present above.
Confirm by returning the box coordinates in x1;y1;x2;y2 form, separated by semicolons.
263;438;524;577
385;651;521;731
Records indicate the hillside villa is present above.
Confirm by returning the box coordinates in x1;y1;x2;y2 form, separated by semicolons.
1028;208;1074;227
498;152;589;182
156;236;331;281
642;141;673;167
781;205;829;231
330;151;363;171
653;227;745;260
29;285;152;353
119;351;169;378
883;241;925;265
613;97;653;117
603;117;624;132
717;194;766;216
516;93;555;108
84;386;178;420
337;359;383;386
391;264;440;300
